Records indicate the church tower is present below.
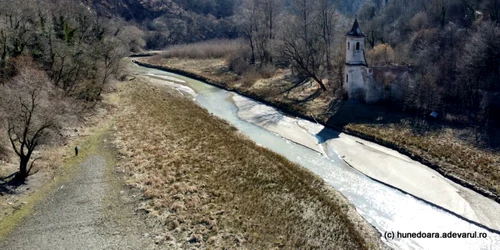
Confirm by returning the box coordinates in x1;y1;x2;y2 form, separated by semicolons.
345;19;368;100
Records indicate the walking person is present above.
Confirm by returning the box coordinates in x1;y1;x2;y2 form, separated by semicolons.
75;146;78;157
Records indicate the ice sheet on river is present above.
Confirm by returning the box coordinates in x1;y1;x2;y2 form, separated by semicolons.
232;93;500;233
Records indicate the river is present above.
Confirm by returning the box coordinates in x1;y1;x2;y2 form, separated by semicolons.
131;62;500;250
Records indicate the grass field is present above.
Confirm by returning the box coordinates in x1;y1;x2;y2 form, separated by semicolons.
112;78;386;249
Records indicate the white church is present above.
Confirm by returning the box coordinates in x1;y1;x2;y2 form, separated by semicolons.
344;19;410;103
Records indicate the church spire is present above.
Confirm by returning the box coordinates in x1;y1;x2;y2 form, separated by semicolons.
346;18;366;37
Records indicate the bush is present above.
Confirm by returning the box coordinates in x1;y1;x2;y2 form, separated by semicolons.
241;69;260;87
366;44;395;65
227;51;251;75
258;64;277;79
161;39;245;59
227;47;276;80
145;32;170;50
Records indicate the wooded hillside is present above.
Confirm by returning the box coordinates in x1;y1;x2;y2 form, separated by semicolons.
0;0;133;181
359;0;500;130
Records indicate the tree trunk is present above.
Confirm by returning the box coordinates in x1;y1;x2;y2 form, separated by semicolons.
312;75;327;91
249;38;256;65
16;156;29;183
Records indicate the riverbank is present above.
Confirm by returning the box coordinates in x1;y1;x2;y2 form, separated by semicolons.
135;56;499;206
112;74;387;249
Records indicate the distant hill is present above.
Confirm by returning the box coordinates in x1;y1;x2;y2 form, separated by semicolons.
84;0;238;48
91;0;184;21
89;0;238;21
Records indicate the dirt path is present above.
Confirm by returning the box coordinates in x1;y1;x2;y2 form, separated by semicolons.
0;153;158;250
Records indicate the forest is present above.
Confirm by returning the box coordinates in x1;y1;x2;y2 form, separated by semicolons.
358;0;500;136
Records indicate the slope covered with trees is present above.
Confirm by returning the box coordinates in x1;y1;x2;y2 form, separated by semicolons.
88;0;368;50
89;0;239;49
1;0;498;197
0;0;132;182
359;0;500;132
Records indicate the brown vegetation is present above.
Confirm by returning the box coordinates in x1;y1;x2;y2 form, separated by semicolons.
112;79;385;249
366;44;395;65
140;42;500;202
160;39;245;60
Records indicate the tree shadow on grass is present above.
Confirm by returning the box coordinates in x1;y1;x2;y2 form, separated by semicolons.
0;172;24;196
284;87;323;104
323;101;500;152
325;101;411;128
276;75;311;95
278;77;323;105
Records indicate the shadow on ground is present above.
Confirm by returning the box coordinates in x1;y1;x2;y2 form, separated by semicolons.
323;101;500;151
0;172;23;196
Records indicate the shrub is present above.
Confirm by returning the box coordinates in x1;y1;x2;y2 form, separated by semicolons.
161;39;245;60
367;44;395;65
258;64;277;79
227;52;251;75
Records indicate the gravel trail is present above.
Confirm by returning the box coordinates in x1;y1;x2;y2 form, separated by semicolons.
0;155;158;250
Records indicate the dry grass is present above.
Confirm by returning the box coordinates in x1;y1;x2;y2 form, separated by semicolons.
142;57;337;118
141;56;500;202
159;39;245;60
112;80;384;249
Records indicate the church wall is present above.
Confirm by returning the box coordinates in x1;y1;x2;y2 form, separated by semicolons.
345;66;384;103
345;37;366;65
345;65;366;100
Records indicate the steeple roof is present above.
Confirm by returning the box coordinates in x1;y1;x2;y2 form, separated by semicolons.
346;19;366;37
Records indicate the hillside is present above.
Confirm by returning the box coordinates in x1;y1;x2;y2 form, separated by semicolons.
91;0;184;20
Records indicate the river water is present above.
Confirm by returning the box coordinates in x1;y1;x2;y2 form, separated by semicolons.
132;62;500;250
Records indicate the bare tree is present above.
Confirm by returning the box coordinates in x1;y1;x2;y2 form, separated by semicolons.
237;0;260;64
1;66;58;182
237;0;284;65
258;0;283;64
84;36;127;101
117;25;146;53
281;0;337;91
318;0;336;72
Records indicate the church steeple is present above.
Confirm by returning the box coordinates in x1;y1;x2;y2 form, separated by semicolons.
346;18;366;37
345;19;367;66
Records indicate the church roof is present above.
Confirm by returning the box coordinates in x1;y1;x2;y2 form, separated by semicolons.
346;19;366;37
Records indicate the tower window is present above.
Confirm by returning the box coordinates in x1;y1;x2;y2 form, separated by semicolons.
348;42;350;50
346;74;349;83
356;42;360;50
